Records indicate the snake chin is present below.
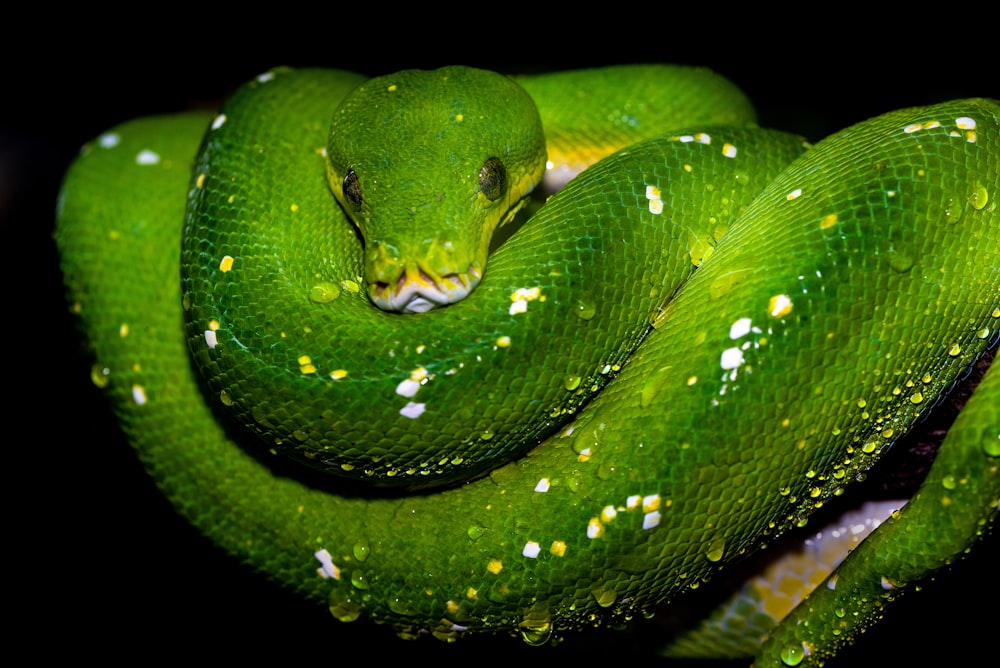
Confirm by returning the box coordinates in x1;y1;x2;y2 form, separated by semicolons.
369;265;482;313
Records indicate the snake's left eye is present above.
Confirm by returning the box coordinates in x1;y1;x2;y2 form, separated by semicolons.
343;169;363;210
479;157;507;201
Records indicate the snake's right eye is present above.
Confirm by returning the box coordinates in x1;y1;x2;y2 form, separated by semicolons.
343;169;363;210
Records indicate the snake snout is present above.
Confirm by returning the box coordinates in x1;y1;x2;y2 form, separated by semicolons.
369;263;482;313
365;234;486;313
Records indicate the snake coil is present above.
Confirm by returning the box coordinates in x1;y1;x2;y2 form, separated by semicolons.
57;65;999;663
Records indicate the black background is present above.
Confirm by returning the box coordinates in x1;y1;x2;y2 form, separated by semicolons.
7;18;997;665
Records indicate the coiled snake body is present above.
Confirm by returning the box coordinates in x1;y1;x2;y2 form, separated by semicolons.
57;65;999;665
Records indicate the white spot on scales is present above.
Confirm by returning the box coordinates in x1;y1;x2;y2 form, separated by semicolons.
314;548;341;579
646;185;663;214
98;133;120;149
509;286;543;315
135;149;161;165
729;317;753;340
396;366;428;398
400;402;425;419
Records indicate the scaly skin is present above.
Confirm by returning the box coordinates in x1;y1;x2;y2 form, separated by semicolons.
56;66;998;665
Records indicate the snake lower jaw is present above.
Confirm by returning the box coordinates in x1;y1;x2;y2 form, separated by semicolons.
369;264;483;313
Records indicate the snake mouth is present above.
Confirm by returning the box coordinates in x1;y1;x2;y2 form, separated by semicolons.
369;264;483;313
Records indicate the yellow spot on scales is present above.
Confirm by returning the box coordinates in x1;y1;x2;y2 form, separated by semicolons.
642;494;661;512
496;336;511;348
511;286;542;301
819;213;838;230
219;255;234;272
769;294;793;318
298;355;317;374
119;323;129;338
196;173;205;188
903;120;942;133
330;369;347;380
509;286;544;315
486;559;503;574
722;143;737;158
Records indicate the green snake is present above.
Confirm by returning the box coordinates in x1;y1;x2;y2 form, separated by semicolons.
56;65;999;665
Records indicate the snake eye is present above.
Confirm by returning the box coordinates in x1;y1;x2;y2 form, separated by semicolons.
478;157;507;201
343;169;363;210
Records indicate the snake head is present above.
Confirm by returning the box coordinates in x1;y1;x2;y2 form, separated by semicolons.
326;66;546;313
